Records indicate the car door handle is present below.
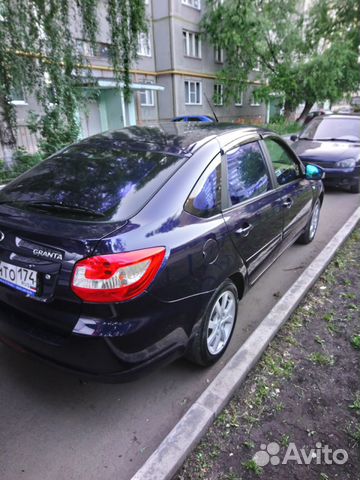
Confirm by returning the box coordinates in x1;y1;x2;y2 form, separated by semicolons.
283;198;293;209
236;223;253;237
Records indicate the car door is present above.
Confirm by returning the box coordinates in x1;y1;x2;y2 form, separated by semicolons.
221;139;284;284
262;136;313;248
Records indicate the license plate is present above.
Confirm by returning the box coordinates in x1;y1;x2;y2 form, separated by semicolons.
0;260;38;296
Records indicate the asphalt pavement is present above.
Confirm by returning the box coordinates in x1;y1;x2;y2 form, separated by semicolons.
0;188;359;480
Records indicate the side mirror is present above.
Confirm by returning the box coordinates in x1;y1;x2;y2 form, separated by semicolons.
290;134;298;142
305;164;325;181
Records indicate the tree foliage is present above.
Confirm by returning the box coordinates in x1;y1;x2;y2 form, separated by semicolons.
202;0;360;119
0;0;146;161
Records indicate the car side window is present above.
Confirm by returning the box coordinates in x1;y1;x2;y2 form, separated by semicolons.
185;156;221;218
264;138;301;185
226;141;271;206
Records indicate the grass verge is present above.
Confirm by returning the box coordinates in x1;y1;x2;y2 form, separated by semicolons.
175;227;360;480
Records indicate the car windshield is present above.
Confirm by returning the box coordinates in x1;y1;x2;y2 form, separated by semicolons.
300;117;360;142
0;143;186;221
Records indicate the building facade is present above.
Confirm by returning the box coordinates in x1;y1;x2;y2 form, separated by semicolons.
152;0;267;123
10;0;269;154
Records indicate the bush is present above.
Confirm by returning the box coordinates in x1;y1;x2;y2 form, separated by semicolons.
263;119;302;135
0;149;43;184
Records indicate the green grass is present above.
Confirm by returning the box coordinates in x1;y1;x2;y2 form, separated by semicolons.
308;352;335;366
0;149;43;184
263;120;301;135
243;440;255;449
351;334;360;350
243;459;263;475
280;434;290;447
347;422;360;445
349;392;360;411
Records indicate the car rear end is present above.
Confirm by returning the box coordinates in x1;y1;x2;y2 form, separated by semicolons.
0;133;193;381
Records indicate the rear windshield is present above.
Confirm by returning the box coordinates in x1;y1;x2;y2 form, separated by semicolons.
300;117;360;142
0;144;186;221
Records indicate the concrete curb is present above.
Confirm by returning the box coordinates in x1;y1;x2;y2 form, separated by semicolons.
131;206;360;480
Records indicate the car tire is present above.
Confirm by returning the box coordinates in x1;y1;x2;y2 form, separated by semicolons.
350;179;360;194
185;279;238;366
297;199;321;245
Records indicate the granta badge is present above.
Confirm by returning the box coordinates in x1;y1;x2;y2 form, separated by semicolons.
33;248;63;261
0;231;4;242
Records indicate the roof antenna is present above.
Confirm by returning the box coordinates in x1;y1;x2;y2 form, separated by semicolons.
204;92;219;122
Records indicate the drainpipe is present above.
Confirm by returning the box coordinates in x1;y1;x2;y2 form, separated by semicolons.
134;73;142;125
168;0;177;118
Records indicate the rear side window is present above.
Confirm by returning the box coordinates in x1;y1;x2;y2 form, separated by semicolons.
185;156;221;218
0;144;186;221
264;138;301;185
226;141;270;206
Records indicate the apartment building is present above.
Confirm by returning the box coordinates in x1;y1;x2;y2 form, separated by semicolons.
11;0;269;153
152;0;267;123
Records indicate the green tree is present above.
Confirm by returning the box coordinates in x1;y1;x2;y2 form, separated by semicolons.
201;0;360;121
0;0;147;163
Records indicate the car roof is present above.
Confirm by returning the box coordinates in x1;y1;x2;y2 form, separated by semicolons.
322;113;360;119
76;122;269;157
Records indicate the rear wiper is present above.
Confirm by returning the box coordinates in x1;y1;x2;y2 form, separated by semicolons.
298;137;314;140
26;201;105;217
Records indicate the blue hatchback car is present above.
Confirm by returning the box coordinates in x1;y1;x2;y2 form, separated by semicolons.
0;124;324;381
172;114;215;123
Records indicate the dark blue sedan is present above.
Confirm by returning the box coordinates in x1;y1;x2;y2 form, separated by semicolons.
0;124;324;381
291;114;360;193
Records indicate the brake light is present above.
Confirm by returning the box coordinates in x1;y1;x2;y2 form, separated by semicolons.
71;247;166;303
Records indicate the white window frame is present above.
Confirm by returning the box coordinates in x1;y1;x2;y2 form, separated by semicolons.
185;80;202;105
214;46;224;63
253;60;261;71
213;84;224;106
251;91;261;107
181;0;201;10
138;31;151;57
10;87;27;106
139;86;155;107
183;30;202;58
235;89;243;106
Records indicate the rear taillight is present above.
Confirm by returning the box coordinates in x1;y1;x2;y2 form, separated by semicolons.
71;247;165;303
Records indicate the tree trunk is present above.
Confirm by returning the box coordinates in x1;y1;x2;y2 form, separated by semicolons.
296;100;314;123
283;98;294;120
0;100;17;167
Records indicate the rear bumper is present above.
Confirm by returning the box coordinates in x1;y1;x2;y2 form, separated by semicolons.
0;292;211;382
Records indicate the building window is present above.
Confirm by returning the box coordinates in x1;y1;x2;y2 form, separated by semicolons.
10;86;27;105
214;46;224;63
76;40;110;59
183;30;201;58
139;87;155;107
138;32;151;57
251;91;261;106
182;0;201;10
185;81;202;105
213;84;223;106
253;60;261;71
235;89;243;106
